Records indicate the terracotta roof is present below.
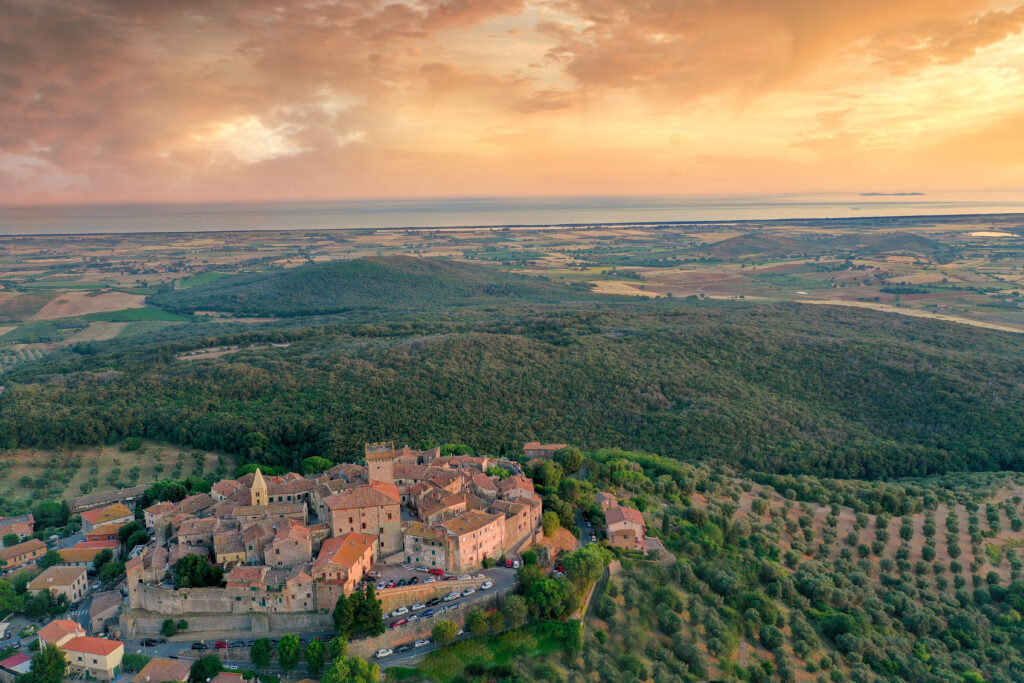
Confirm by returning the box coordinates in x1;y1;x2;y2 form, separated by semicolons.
144;502;176;516
0;653;31;671
605;506;645;527
210;673;245;683
315;533;375;570
38;619;85;644
471;473;499;490
59;547;109;563
213;533;245;555
133;657;192;683
274;520;311;542
211;480;244;497
61;636;123;656
323;482;399;511
441;510;503;537
404;522;445;541
0;538;46;561
497;475;534;493
80;503;133;526
28;565;87;590
74;540;120;550
88;522;126;537
176;493;215;515
232;502;305;517
225;565;269;588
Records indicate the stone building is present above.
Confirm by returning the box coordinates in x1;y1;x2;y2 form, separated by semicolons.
323;481;401;555
605;506;646;551
402;522;447;570
441;510;505;573
365;442;398;484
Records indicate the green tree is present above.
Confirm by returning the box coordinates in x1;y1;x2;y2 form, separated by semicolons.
327;636;347;662
465;608;488;636
555;447;584;474
99;561;126;586
563;544;612;589
537;461;564;489
0;579;24;614
31;643;67;683
542;511;560;537
502;595;528;628
277;634;300;673
304;639;324;675
2;533;19;547
189;655;222;683
354;585;384;637
250;638;271;670
92;549;114;572
432;619;459;645
321;656;378;683
332;593;353;637
160;619;177;638
37;550;62;570
173;554;223;588
302;456;333;476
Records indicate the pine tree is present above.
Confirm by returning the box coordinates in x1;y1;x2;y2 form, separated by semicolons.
332;593;353;637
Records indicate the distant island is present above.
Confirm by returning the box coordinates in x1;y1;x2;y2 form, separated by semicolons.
859;192;926;196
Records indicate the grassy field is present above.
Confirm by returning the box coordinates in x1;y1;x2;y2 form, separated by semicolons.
178;271;235;289
0;441;236;508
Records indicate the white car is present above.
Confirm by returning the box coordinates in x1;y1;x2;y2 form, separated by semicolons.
443;591;460;601
512;560;520;569
411;603;426;610
414;639;430;648
375;648;393;659
473;574;485;580
376;582;386;591
424;577;436;583
457;574;471;581
462;587;475;596
408;614;419;622
91;581;102;591
391;606;409;617
415;566;429;573
480;581;493;590
586;521;592;528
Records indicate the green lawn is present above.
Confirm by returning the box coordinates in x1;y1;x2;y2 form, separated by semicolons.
178;271;235;289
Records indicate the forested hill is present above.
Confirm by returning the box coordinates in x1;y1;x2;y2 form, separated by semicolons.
2;300;1023;480
147;256;596;317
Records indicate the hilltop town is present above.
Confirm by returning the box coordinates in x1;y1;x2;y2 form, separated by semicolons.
0;441;653;681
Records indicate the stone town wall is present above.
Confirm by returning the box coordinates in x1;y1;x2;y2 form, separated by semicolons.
120;611;332;639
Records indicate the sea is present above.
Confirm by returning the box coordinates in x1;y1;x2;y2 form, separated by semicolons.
0;192;1022;235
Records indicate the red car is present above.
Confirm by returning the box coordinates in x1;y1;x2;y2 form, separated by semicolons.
214;641;228;649
389;618;408;628
555;565;564;572
505;559;513;568
429;568;444;576
386;579;396;588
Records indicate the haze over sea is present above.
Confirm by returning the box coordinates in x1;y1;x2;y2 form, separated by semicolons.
1;192;1023;235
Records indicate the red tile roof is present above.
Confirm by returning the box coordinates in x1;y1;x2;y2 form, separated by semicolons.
38;619;85;644
62;636;123;656
605;506;645;527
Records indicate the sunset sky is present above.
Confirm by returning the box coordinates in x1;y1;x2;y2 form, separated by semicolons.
3;0;1024;205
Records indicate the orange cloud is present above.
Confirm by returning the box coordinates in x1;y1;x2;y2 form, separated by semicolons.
1;0;1023;204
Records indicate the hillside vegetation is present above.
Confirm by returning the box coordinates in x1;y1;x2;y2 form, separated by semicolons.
1;293;1022;479
147;256;595;317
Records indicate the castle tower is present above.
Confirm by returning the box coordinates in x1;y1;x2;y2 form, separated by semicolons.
365;442;397;485
251;467;268;507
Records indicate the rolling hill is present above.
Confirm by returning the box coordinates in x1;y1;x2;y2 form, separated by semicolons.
147;256;594;317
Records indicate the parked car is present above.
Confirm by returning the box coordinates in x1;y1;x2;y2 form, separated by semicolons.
429;568;444;575
443;591;460;601
214;640;228;649
512;560;520;569
422;609;435;618
586;521;592;528
375;648;393;659
396;644;413;653
411;603;426;610
462;588;475;596
368;570;381;579
555;565;564;572
414;639;430;648
386;579;396;588
140;638;158;647
415;566;428;573
426;597;442;606
444;576;457;581
225;665;239;671
92;581;103;591
408;614;419;622
408;576;419;585
375;581;386;591
191;642;206;650
457;574;471;581
396;578;407;587
424;577;436;583
473;574;485;580
389;618;408;628
391;606;409;617
504;559;513;568
480;581;493;590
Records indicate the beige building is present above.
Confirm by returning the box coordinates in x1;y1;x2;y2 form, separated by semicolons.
365;442;398;484
594;491;618;511
312;532;376;593
37;619;85;648
89;590;123;633
250;468;269;506
0;538;46;570
267;520;312;568
605;506;646;551
324;481;402;555
28;565;88;604
143;502;176;530
61;636;124;681
441;510;505;573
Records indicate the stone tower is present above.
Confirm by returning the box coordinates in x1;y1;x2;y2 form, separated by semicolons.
251;467;268;507
365;442;397;484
